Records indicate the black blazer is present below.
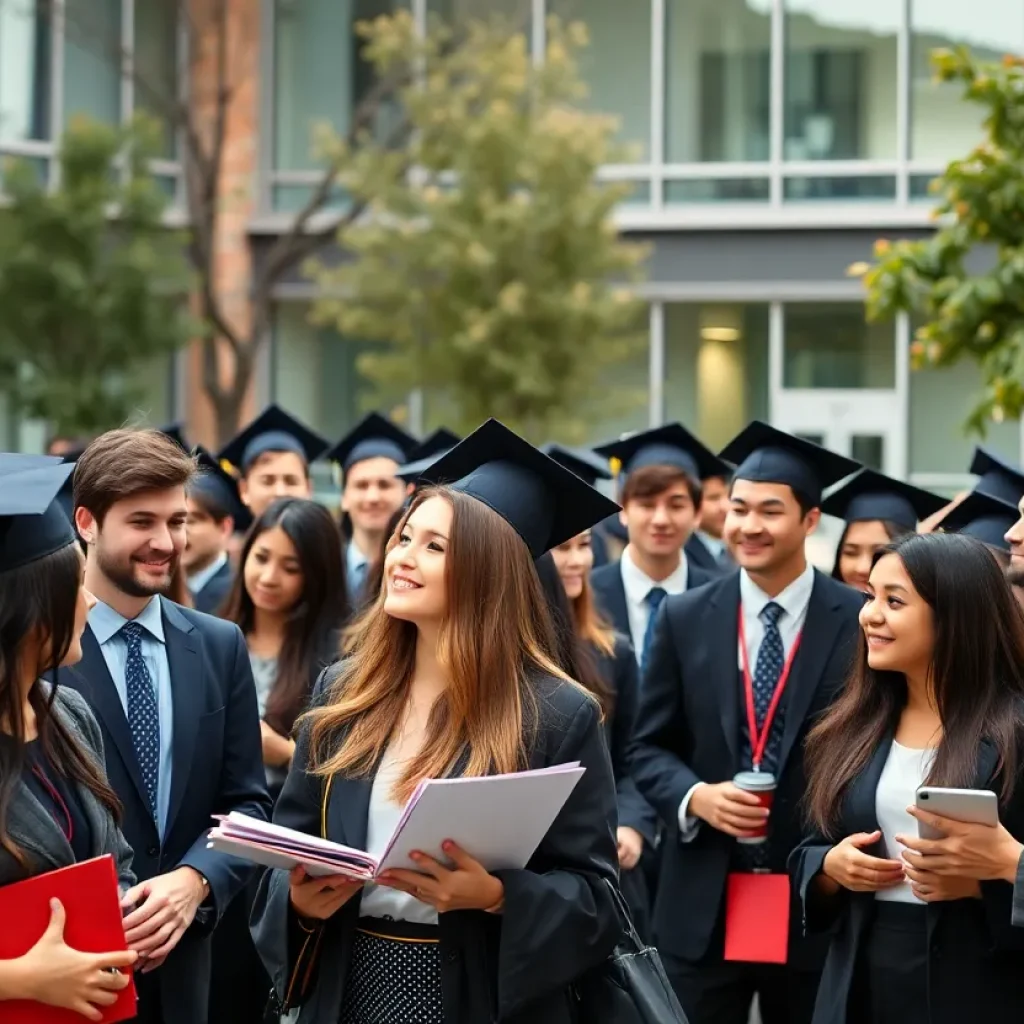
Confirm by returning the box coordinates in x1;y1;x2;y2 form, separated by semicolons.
63;600;272;1024
251;673;621;1024
684;534;732;574
789;735;1024;1024
590;557;716;642
192;559;234;615
631;569;862;963
594;634;657;847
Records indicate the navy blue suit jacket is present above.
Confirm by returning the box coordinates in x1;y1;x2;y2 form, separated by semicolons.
62;600;271;1024
191;559;234;615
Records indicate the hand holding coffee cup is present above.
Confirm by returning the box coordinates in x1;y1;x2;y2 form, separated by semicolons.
688;775;773;839
732;771;776;845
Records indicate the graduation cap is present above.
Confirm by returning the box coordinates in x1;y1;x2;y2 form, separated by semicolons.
541;443;612;489
396;454;440;485
593;423;730;482
191;447;252;532
970;447;1024;507
0;456;77;571
821;469;948;531
160;423;189;452
719;421;861;507
218;404;329;475
326;413;417;475
415;419;620;557
934;489;1018;551
407;428;461;464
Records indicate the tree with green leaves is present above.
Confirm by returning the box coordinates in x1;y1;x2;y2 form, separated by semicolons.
307;13;648;443
0;115;193;437
861;49;1024;436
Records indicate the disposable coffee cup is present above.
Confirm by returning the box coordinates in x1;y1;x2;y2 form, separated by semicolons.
733;770;776;845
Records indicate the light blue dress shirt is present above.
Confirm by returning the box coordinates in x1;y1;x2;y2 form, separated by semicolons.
90;596;175;839
345;541;370;600
187;551;228;595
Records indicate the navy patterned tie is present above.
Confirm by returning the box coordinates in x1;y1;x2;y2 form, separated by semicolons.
753;602;785;730
640;587;668;676
122;621;160;818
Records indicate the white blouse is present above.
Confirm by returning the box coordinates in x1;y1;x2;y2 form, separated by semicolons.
874;740;937;904
358;754;439;925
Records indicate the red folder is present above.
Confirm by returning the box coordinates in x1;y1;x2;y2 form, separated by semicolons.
723;872;790;965
0;855;137;1023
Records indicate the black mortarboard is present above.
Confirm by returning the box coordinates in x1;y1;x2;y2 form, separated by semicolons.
326;413;417;475
969;447;1024;506
218;404;329;475
719;421;860;506
935;489;1018;551
407;428;461;464
594;423;730;482
821;469;948;530
541;443;612;489
160;423;188;452
0;455;77;571
192;447;252;532
396;454;439;485
415;419;620;557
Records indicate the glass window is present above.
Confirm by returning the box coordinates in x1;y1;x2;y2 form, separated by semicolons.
428;0;530;29
63;0;121;128
911;1;1024;164
273;0;400;173
0;0;51;142
134;0;178;157
663;303;770;451
665;0;772;164
548;0;651;163
784;2;899;162
909;356;1020;475
783;303;895;389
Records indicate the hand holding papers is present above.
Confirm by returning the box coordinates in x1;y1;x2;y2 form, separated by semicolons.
208;762;585;880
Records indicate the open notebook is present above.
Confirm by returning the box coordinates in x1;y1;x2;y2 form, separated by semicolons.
208;762;585;879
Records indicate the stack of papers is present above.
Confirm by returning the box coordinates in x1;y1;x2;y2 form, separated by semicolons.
208;762;585;879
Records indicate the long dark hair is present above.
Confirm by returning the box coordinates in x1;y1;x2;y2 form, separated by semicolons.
830;519;913;581
0;544;121;867
806;532;1024;836
222;498;350;735
534;552;613;716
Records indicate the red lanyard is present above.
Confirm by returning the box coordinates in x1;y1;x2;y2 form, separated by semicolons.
32;765;73;844
738;604;803;772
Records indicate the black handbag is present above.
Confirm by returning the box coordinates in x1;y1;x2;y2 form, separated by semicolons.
571;880;689;1024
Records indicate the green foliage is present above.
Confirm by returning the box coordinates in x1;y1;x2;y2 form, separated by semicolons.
307;13;648;443
0;115;194;436
861;49;1024;435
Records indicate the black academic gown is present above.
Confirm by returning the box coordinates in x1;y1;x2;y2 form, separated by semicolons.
789;735;1024;1024
594;633;658;939
250;673;621;1024
590;556;716;642
631;571;862;1003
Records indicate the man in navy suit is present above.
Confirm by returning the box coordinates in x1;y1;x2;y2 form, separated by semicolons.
632;423;863;1024
67;428;271;1024
590;424;731;668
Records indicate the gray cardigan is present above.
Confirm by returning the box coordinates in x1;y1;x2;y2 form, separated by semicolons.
0;685;135;890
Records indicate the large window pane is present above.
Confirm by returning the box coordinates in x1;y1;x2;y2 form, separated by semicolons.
63;0;121;128
549;0;651;163
783;303;895;388
664;303;769;451
0;0;51;142
665;0;772;164
428;0;530;29
909;353;1020;476
274;0;399;173
911;1;1024;164
784;2;899;162
134;0;178;157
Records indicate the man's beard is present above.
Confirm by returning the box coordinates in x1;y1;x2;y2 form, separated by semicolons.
97;546;177;598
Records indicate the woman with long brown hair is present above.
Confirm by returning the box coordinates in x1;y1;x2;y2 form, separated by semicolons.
0;457;138;1016
251;421;623;1024
544;533;657;937
792;532;1024;1024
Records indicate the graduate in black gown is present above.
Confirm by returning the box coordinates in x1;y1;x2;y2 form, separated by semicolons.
251;420;623;1024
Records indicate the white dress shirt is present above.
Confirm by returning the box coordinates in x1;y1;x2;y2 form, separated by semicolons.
677;562;817;839
619;547;690;663
696;530;727;561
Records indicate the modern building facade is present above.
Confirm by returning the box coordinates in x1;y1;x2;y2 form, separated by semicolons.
2;0;1022;496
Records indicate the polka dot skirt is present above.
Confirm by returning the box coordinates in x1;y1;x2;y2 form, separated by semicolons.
338;922;444;1024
